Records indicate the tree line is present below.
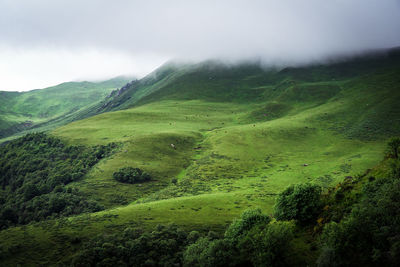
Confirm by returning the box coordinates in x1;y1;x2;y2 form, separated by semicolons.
0;133;117;229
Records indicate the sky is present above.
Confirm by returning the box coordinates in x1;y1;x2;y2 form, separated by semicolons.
0;0;400;91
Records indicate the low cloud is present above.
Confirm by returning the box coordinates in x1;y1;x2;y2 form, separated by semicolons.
0;0;399;90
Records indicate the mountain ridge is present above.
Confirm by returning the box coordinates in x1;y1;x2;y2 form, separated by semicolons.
97;47;400;112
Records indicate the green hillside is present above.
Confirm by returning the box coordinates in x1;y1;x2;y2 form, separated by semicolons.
0;49;399;266
49;48;399;209
0;77;131;139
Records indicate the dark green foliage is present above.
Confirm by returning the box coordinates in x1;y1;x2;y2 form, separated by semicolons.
238;221;294;267
387;137;400;159
0;133;116;228
113;167;151;184
318;176;362;224
71;224;189;267
318;139;400;266
274;183;322;224
391;160;400;179
224;208;271;242
183;237;235;267
183;209;295;267
318;176;400;266
187;230;201;243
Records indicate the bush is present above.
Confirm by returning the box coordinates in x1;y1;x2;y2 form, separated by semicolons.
187;230;201;243
113;167;151;184
387;137;400;159
183;237;236;267
183;208;294;267
72;224;188;267
318;177;400;266
225;208;271;242
274;183;322;224
238;221;295;267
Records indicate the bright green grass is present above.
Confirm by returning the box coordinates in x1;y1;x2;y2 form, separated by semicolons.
0;77;129;139
53;100;251;207
52;96;384;215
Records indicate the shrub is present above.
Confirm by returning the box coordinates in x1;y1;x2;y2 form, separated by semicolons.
183;237;211;267
112;167;151;184
318;177;400;266
72;224;188;267
183;237;235;267
274;183;322;224
224;208;271;242
238;221;295;267
387;137;400;159
187;230;201;243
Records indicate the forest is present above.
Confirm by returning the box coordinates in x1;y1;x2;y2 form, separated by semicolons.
0;133;117;228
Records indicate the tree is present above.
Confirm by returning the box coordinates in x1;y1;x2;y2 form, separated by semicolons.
225;208;271;242
113;167;151;184
0;133;110;228
387;137;400;159
238;221;295;267
318;177;400;266
183;237;236;267
274;183;322;224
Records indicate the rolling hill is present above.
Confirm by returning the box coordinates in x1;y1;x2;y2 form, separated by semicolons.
0;77;131;140
0;48;399;265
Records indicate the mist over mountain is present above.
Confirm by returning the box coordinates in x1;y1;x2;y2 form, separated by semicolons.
1;0;399;90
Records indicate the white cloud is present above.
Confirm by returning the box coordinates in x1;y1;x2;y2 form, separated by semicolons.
0;0;399;91
0;46;168;91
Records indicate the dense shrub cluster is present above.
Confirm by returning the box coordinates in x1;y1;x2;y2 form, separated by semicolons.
387;137;400;159
0;133;116;228
71;209;295;267
185;209;295;267
71;224;190;267
113;167;151;184
274;183;322;224
318;172;400;266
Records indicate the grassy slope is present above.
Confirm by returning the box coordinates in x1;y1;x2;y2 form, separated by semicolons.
0;77;130;139
1;51;400;265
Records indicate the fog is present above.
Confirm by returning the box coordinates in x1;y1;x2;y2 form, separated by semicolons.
0;0;399;91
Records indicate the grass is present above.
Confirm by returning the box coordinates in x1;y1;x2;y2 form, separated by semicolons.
0;77;129;139
51;95;385;216
53;100;250;207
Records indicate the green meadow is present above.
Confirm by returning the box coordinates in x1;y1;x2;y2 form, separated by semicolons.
52;95;384;218
0;77;129;140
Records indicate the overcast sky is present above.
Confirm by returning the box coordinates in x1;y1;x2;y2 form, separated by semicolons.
0;0;400;91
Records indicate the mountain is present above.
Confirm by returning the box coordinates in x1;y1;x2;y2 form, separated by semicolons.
0;48;399;265
0;76;131;140
99;48;400;110
92;48;400;141
46;48;399;207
